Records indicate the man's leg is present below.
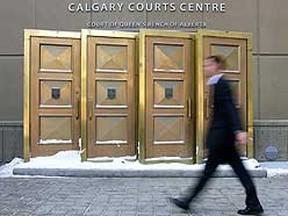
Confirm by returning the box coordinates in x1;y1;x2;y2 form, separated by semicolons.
186;152;220;202
228;150;263;214
169;151;220;210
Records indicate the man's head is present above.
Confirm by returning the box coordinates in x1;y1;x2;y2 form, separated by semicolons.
203;55;225;77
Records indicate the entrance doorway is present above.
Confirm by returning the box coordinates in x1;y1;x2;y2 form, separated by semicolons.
195;30;253;162
24;29;253;163
84;30;137;158
138;30;195;162
27;31;81;157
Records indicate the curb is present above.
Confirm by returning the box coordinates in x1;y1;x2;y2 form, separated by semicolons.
13;167;267;178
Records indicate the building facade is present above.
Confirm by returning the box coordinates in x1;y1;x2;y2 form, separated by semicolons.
1;0;288;163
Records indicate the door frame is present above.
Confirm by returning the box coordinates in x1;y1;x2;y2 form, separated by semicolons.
23;29;81;161
195;29;253;163
80;29;138;161
138;29;196;163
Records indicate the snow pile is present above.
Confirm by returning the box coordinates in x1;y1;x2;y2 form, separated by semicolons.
0;158;23;177
13;151;204;171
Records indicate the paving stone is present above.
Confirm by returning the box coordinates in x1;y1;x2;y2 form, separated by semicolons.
0;177;287;216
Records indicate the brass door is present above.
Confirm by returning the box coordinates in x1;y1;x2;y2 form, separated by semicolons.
86;34;136;158
203;35;247;154
30;36;81;156
140;31;195;160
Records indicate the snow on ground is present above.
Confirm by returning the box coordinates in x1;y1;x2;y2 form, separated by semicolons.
0;158;23;177
259;161;288;178
0;150;288;178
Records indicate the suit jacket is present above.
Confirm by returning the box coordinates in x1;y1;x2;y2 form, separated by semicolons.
206;77;243;150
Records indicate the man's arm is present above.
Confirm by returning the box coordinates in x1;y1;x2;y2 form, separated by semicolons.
217;80;247;144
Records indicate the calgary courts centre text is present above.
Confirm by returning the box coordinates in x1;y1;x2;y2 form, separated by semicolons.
67;2;226;13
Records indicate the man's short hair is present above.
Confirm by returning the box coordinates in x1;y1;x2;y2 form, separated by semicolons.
206;55;226;70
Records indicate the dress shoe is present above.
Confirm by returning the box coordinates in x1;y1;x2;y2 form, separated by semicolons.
237;206;264;215
168;197;190;210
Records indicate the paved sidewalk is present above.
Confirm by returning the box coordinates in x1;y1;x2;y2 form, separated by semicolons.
0;176;287;216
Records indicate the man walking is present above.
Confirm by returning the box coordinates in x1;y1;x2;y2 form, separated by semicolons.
169;55;264;215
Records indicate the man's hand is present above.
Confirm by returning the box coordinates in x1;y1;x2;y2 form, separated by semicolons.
236;131;248;145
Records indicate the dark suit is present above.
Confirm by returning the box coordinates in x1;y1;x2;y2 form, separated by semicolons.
185;77;262;209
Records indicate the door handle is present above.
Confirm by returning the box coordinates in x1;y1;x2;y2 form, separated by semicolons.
88;100;93;120
187;98;192;120
75;99;80;120
205;97;209;119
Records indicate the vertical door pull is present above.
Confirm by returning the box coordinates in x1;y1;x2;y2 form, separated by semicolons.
88;100;93;120
205;97;209;119
187;98;192;120
75;99;80;120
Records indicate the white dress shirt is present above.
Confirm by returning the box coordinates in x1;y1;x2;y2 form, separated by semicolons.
207;73;224;85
